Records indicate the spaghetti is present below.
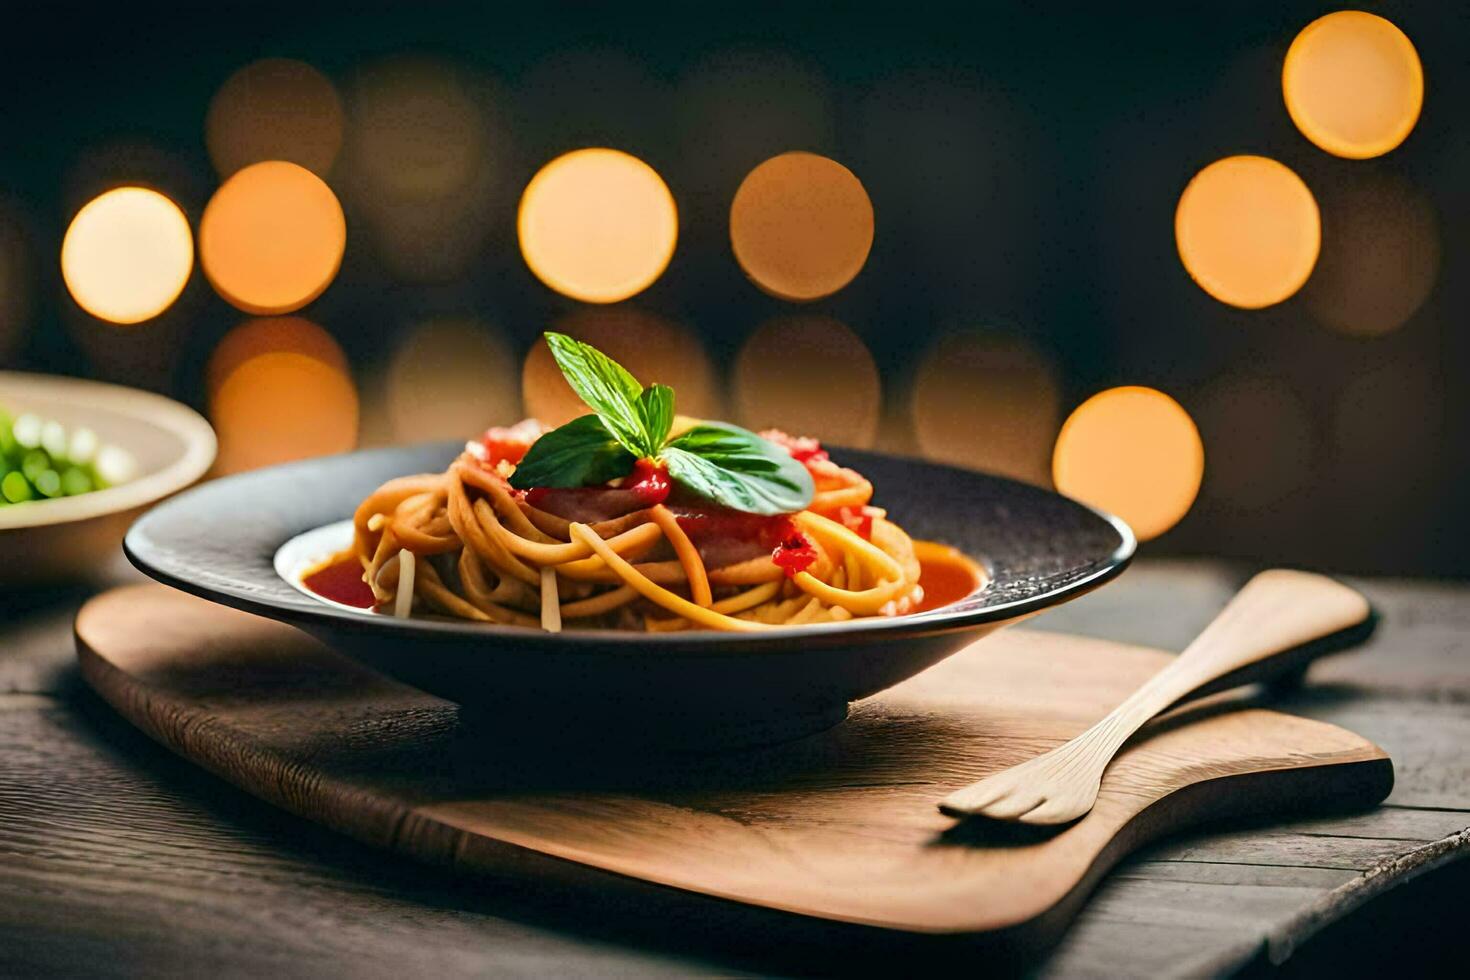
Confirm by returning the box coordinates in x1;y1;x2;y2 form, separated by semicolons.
330;422;982;633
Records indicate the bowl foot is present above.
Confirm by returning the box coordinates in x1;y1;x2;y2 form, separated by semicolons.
455;699;851;754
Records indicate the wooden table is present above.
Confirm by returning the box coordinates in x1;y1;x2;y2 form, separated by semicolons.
2;560;1466;977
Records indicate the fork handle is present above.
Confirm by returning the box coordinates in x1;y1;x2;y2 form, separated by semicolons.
1087;570;1372;759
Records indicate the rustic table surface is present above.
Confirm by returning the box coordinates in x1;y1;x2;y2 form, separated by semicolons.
2;559;1466;978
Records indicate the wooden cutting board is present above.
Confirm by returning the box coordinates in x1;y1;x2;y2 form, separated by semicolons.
74;584;1392;954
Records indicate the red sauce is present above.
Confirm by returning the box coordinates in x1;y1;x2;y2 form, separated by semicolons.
673;507;789;543
912;552;984;613
525;458;671;517
672;508;817;577
302;556;376;608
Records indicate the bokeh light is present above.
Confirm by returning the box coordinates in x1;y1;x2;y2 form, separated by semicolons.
206;58;344;178
1283;11;1423;160
340;57;503;282
199;160;346;315
523;308;718;426
345;57;489;199
674;50;836;267
388;317;519;441
60;187;193;325
208;317;358;474
1052;386;1204;541
911;331;1060;485
1303;172;1439;337
205;315;348;402
517;148;677;303
1194;374;1314;513
59;187;197;386
61;141;205;223
1175;155;1319;309
733;316;880;447
729;151;874;302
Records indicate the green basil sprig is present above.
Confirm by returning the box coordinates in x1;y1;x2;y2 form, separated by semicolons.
661;425;813;515
509;414;635;490
508;332;815;515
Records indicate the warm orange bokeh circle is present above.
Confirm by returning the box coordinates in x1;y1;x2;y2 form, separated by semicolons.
200;160;346;315
1175;155;1319;310
61;187;194;324
1053;386;1204;541
517;148;677;304
1283;11;1423;160
729;151;873;302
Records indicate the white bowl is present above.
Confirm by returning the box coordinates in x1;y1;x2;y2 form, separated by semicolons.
0;371;216;585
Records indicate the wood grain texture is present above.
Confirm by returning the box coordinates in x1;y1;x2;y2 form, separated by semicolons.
4;560;1467;977
0;699;726;979
73;584;1393;947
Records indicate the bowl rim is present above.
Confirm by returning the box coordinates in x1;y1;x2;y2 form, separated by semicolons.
125;443;1136;651
0;371;217;531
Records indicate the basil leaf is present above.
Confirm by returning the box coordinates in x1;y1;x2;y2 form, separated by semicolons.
508;414;636;490
636;384;674;452
662;424;815;515
544;332;650;456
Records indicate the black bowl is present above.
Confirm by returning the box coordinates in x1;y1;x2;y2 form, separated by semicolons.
124;442;1133;748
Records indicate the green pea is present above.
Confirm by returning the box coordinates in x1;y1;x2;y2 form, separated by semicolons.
61;467;93;496
1;470;32;503
21;449;51;485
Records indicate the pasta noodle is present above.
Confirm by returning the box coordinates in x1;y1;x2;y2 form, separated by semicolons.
327;426;979;632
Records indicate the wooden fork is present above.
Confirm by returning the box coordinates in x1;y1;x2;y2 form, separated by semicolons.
938;569;1372;824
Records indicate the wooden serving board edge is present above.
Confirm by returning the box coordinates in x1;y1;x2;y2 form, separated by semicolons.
73;623;1394;952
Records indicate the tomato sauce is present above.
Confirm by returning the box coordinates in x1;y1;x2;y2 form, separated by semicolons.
911;545;986;613
302;555;376;608
672;508;818;577
525;458;671;516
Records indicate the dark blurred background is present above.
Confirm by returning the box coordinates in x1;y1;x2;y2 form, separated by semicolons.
0;2;1464;576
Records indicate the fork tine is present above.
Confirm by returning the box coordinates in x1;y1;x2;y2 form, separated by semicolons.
979;790;1046;821
1017;796;1085;826
937;571;1371;823
939;777;1012;816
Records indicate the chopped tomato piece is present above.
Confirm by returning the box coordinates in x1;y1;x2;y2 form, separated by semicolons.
625;458;671;504
759;428;829;465
835;505;879;540
477;419;547;467
771;531;819;577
